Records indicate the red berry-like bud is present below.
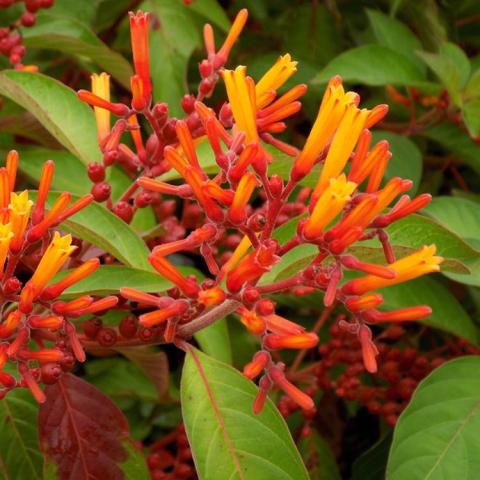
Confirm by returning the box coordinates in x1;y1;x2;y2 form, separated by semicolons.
113;201;134;223
91;182;111;202
87;162;105;183
181;94;195;114
246;213;266;232
134;190;153;208
40;363;62;384
97;327;118;347
119;315;138;338
199;59;213;78
20;12;36;27
103;150;118;166
269;175;283;198
242;287;260;305
25;0;40;13
152;102;168;127
60;353;75;372
3;276;21;294
199;77;215;96
255;298;275;316
82;318;102;339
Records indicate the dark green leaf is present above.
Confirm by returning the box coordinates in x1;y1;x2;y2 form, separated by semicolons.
313;45;425;87
352;433;392;480
0;390;43;480
0;71;102;165
22;13;133;89
120;441;150;479
366;9;425;74
298;431;340;480
16;149;90;196
387;356;480;480
462;98;480;137
188;0;230;32
181;347;309;480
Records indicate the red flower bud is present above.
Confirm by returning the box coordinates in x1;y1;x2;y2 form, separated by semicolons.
91;182;111;202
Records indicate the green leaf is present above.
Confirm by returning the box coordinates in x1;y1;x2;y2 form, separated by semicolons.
462;98;480;137
366;9;425;74
282;4;342;67
188;0;230;32
194;319;232;364
36;192;151;270
0;70;102;165
371;131;422;195
56;265;171;298
181;347;309;480
313;45;425;87
464;69;480;99
423;122;480;175
16;149;90;196
423;196;480;249
387;356;480;480
379;277;479;346
144;0;201;117
22;13;133;89
417;42;471;105
0;390;43;480
121;441;150;479
298;431;340;480
352;433;392;480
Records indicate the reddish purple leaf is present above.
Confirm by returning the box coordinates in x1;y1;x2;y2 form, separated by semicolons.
38;373;129;480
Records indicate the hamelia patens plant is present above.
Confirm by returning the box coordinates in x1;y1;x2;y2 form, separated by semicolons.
68;8;443;414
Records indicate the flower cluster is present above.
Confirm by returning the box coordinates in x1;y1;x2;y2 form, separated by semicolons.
0;151;118;403
77;9;443;414
0;0;54;69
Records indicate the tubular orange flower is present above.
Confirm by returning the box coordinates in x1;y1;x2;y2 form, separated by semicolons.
28;315;64;329
359;324;378;373
342;245;443;295
25;232;76;297
0;168;10;218
129;11;151;104
243;351;270;379
365;305;432;323
264;332;318;350
0;222;13;277
227;241;279;293
32;160;54;225
203;182;234;206
263;314;305;335
139;300;188;327
120;287;163;306
90;72;114;141
18;349;64;363
268;366;314;410
130;74;146;111
228;172;258;224
341;255;395;279
198;287;226;307
291;76;358;180
303;174;356;240
346;293;384;312
348;139;389;185
0;310;22;339
9;191;33;253
240;309;266;335
223;66;258;143
313;105;370;198
5;150;18;193
255;54;298;109
41;258;100;300
216;9;248;65
149;254;199;298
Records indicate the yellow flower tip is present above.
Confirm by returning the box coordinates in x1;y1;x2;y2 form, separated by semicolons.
0;222;13;241
304;174;357;239
10;191;33;215
91;72;111;142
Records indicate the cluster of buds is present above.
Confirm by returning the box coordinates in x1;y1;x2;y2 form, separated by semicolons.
77;9;443;414
146;423;194;480
0;151;119;403
0;0;54;68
